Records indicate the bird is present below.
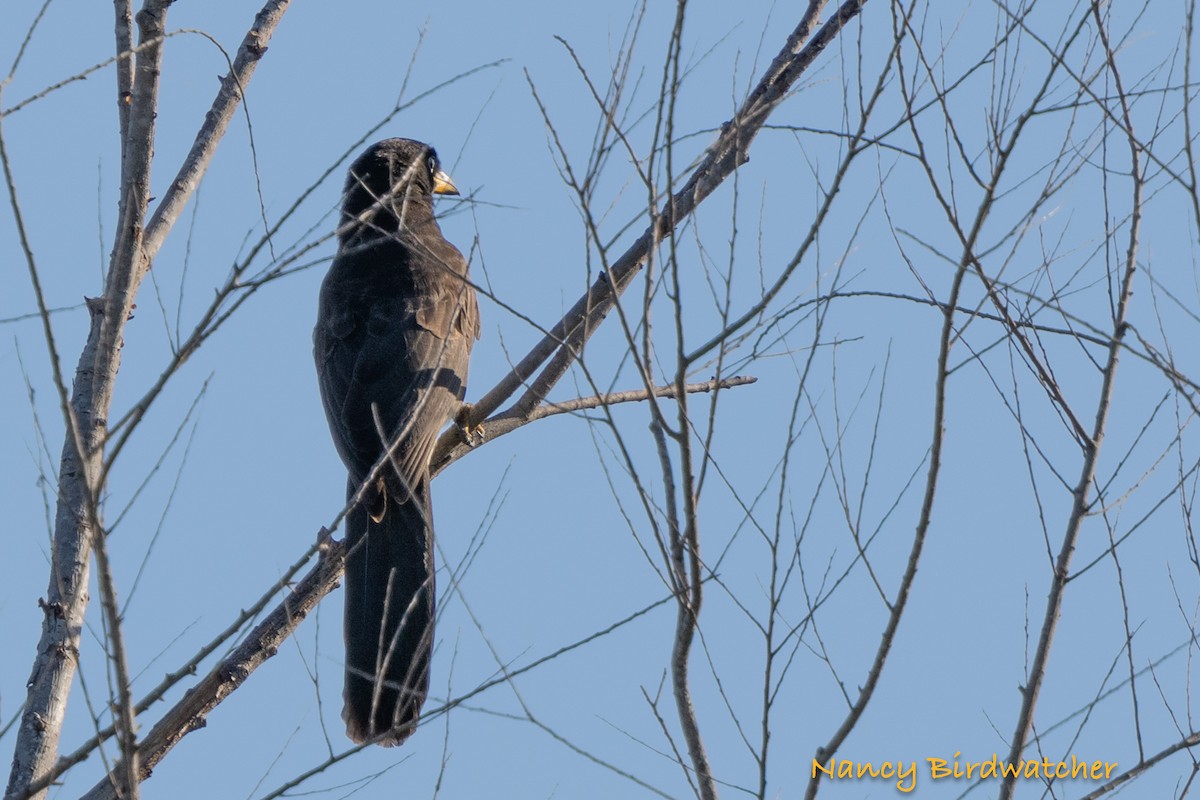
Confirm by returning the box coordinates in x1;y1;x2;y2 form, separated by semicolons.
313;138;479;746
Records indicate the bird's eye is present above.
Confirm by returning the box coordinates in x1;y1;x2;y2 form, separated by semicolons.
426;154;438;177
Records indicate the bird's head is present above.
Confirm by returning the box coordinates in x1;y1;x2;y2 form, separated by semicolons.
339;138;458;240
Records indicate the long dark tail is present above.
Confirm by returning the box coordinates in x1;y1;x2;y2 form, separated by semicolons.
342;477;434;746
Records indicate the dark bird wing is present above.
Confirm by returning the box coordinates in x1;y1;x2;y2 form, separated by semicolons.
315;236;476;501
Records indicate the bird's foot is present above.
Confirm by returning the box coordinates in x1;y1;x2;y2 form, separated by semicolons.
455;404;486;446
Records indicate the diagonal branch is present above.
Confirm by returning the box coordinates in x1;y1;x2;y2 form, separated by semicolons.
444;0;870;452
76;538;345;800
141;1;291;262
433;376;756;475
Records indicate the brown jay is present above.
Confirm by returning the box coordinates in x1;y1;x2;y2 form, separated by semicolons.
314;138;479;745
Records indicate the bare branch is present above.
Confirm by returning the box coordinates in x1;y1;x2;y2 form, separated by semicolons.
998;5;1144;795
450;0;870;442
141;2;289;262
76;536;344;800
433;376;756;475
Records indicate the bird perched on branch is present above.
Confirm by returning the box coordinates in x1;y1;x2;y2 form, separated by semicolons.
314;138;479;745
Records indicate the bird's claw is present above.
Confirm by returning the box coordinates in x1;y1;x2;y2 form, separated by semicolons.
467;423;485;445
455;404;485;446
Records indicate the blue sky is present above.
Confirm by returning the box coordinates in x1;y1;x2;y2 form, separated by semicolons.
3;1;1199;798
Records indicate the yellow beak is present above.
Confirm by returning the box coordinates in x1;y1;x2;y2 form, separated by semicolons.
432;168;459;196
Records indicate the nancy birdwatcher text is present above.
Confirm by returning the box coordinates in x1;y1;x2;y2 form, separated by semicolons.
812;753;1118;793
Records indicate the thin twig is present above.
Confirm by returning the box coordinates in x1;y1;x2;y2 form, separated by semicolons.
997;5;1143;795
